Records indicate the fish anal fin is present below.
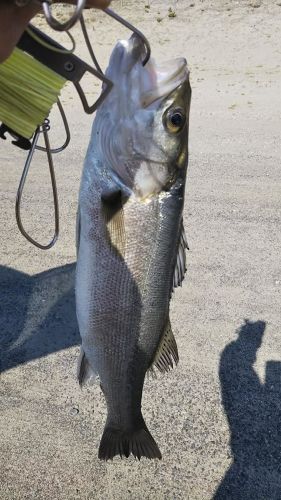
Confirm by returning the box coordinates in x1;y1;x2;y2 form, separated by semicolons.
149;319;179;374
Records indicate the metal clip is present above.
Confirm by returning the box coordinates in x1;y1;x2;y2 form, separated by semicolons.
13;8;151;249
15;100;69;250
40;1;151;66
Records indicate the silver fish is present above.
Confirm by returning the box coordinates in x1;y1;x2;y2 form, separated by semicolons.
76;35;191;460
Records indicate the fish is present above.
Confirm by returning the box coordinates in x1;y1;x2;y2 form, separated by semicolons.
75;34;191;461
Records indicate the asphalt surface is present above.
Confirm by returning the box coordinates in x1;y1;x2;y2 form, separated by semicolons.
1;1;281;498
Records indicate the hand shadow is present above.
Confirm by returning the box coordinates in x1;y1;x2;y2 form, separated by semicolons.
214;319;281;499
0;263;80;373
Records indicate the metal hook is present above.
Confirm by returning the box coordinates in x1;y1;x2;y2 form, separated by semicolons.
104;8;151;66
80;14;103;75
42;0;87;32
40;0;151;67
15;121;59;250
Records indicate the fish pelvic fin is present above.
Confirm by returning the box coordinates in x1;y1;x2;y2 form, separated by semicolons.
98;420;162;461
77;347;97;386
148;318;179;375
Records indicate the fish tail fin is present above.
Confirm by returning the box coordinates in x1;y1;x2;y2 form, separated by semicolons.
98;420;162;461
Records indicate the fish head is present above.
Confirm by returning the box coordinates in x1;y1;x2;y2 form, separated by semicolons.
95;35;191;198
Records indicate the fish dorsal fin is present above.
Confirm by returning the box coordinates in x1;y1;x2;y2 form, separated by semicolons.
101;189;126;257
149;319;179;374
173;219;189;290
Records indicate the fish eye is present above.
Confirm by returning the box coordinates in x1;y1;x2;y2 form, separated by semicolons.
163;107;186;134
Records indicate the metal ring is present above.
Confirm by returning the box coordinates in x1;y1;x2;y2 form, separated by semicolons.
42;0;86;32
35;99;71;154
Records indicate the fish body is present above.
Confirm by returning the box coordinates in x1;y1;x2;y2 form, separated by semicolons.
76;36;191;460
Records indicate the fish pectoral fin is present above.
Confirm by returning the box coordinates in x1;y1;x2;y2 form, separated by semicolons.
77;347;96;386
173;219;189;291
101;189;126;257
148;318;179;374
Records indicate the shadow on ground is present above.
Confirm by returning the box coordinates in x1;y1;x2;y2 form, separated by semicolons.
215;319;281;499
0;263;79;373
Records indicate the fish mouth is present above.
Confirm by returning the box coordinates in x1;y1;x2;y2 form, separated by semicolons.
106;35;189;108
140;57;189;108
126;33;189;107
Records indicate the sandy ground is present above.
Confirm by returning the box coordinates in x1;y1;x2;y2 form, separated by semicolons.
1;0;281;498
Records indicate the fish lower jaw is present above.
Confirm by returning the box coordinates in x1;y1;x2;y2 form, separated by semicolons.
132;180;176;202
132;171;175;200
132;160;169;198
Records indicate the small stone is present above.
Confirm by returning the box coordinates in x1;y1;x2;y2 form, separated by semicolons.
250;0;261;7
168;7;176;17
69;406;79;416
